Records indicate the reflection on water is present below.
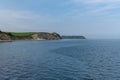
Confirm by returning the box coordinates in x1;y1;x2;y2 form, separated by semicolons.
0;40;120;80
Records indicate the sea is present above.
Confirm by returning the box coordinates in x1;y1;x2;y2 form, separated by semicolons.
0;39;120;80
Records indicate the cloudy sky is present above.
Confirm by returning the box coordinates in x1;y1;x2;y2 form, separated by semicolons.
0;0;120;38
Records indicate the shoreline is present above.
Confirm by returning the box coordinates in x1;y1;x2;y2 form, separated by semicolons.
0;40;13;42
0;39;53;42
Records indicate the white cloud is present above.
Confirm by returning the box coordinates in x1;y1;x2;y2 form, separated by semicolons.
69;0;120;16
72;0;120;4
0;9;59;32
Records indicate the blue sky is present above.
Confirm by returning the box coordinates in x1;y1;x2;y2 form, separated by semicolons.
0;0;120;38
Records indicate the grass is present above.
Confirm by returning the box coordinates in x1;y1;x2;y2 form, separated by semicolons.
6;32;37;37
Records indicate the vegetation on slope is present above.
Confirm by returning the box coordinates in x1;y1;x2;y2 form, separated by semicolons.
6;32;37;37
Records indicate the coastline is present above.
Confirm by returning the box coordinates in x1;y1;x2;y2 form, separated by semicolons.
0;32;62;41
0;31;86;41
0;39;48;42
0;40;13;42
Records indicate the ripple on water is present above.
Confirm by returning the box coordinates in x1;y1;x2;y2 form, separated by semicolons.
0;40;120;80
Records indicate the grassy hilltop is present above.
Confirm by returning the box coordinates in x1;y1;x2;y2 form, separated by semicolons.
6;32;37;37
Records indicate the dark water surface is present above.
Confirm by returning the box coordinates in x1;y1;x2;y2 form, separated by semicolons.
0;39;120;80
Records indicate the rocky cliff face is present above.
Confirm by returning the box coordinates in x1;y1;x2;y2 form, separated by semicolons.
0;32;61;41
32;32;62;40
0;33;12;41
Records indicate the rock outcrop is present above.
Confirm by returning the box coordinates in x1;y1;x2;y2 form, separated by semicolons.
32;32;62;40
0;33;12;41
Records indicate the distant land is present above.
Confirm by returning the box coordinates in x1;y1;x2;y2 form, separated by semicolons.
0;30;86;41
62;36;86;39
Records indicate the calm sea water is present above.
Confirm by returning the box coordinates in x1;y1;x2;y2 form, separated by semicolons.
0;39;120;80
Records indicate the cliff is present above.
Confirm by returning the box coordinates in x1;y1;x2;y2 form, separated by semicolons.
0;32;62;41
32;32;62;40
0;32;12;41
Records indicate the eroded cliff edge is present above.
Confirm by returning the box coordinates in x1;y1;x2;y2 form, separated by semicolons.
0;31;62;41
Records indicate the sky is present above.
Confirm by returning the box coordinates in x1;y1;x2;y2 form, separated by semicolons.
0;0;120;39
